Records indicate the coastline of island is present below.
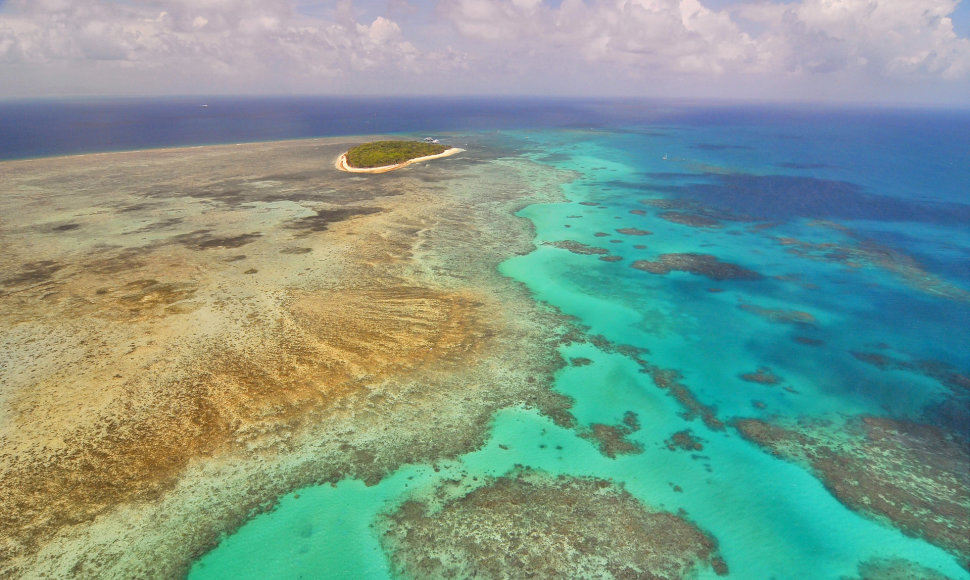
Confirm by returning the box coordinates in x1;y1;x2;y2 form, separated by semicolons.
335;147;464;173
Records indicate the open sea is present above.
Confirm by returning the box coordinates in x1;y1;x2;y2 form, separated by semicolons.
1;97;968;578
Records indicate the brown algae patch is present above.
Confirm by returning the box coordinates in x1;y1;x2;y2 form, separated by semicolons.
631;253;762;281
379;469;728;579
735;415;970;568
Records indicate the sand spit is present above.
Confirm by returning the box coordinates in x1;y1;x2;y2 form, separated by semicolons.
335;147;464;174
0;138;576;577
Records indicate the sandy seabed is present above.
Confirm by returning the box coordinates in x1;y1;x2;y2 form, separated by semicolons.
0;137;576;578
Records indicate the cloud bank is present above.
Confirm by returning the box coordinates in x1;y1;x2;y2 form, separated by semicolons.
0;0;967;103
441;0;969;78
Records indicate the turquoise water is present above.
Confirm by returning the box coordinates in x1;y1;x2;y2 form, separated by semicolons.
190;110;970;579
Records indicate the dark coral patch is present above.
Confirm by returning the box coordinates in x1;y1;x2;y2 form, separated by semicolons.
850;557;954;580
117;279;199;316
653;172;970;225
286;207;382;233
658;211;722;228
599;255;623;262
171;230;262;250
544;240;610;256
631;253;761;281
639;197;754;222
616;227;652;236
379;469;728;579
851;350;969;397
640;364;724;431
666;429;705;452
691;143;754;151
581;411;644;458
775;232;970;303
738;302;816;325
736;416;970;568
739;368;782;385
777;162;832;170
1;260;65;289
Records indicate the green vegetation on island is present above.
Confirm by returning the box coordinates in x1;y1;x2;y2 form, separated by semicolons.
345;140;448;168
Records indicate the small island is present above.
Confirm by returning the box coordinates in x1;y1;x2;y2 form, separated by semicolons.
335;140;464;173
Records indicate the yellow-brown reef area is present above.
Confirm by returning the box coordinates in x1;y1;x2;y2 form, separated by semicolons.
0;138;577;577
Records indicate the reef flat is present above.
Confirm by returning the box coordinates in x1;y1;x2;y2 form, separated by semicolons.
0;138;576;577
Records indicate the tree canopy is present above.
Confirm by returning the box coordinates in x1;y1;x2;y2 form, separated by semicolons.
345;140;448;168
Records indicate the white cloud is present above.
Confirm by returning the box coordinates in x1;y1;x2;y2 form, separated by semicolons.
735;0;970;79
0;0;452;93
0;0;966;101
441;0;970;81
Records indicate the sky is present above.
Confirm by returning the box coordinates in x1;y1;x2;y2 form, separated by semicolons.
0;0;968;105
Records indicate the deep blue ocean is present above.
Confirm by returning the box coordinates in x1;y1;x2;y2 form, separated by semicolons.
3;97;968;578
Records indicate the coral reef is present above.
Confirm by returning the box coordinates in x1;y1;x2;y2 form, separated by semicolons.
739;367;782;385
738;301;816;325
0;139;579;577
581;411;644;458
379;469;728;579
736;415;970;569
544;240;610;255
631;253;761;281
848;557;954;580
